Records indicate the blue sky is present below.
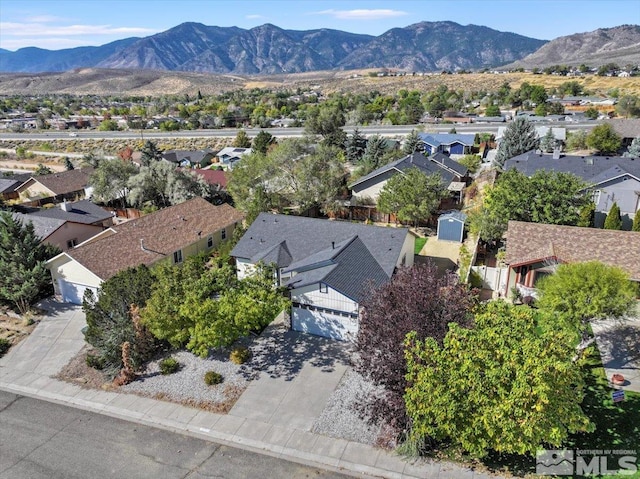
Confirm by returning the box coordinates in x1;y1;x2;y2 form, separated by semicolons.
1;0;638;51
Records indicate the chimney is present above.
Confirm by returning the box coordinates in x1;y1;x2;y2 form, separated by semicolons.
61;200;70;212
331;241;335;249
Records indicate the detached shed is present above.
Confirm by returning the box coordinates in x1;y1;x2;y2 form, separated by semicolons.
437;211;467;242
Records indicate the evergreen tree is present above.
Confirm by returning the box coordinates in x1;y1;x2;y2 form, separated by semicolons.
0;212;60;314
540;128;557;153
345;128;367;162
603;202;623;230
64;157;74;170
632;212;640;232
577;202;596;228
623;137;640;158
233;129;252;148
494;117;539;168
360;134;389;170
140;140;163;167
252;130;275;155
402;130;422;155
34;164;53;176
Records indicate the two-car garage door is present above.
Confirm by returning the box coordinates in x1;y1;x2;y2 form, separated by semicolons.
57;279;98;305
291;305;358;341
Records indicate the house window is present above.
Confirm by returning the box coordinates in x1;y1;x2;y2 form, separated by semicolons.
319;283;328;293
221;228;227;240
207;236;213;248
173;250;183;264
66;238;78;249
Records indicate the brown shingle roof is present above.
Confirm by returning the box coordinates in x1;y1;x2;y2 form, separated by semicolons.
505;221;640;280
66;197;244;280
606;119;640;139
25;168;94;195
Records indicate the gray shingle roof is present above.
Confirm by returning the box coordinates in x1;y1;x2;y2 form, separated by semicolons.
18;200;112;225
12;212;65;241
349;152;455;188
231;213;409;279
504;151;640;184
0;178;20;194
419;133;476;147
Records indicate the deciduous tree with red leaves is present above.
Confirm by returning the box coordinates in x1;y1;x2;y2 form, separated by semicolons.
354;261;476;438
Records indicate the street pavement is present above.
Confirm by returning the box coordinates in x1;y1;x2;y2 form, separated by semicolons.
0;390;351;479
0;298;498;479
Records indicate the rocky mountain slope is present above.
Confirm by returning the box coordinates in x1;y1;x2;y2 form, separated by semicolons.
504;25;640;69
0;21;545;74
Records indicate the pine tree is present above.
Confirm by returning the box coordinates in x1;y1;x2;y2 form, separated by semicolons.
495;117;539;168
233;130;252;148
402;130;422;155
577;202;596;228
540;128;557;153
632;212;640;232
0;212;60;314
64;157;75;170
345;128;367;162
603;202;623;230
623;137;640;158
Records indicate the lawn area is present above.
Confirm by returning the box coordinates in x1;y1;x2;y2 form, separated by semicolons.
479;345;639;478
414;237;427;255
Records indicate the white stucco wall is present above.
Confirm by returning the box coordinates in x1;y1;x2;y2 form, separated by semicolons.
48;254;104;295
397;232;415;268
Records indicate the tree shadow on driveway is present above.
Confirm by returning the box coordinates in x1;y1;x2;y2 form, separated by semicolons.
241;323;353;382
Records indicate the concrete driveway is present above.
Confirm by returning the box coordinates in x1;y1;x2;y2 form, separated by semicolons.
592;317;640;392
230;319;351;432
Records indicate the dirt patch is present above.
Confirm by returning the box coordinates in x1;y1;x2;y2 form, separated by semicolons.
55;346;114;390
0;310;39;355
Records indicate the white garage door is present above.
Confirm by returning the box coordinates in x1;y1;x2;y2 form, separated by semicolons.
291;306;358;341
58;279;98;305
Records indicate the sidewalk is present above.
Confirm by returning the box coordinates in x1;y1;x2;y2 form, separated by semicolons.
0;299;498;479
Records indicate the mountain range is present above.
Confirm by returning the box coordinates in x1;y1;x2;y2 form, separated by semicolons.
0;21;545;74
0;22;638;75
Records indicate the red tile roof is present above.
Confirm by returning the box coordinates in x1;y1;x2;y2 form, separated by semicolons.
505;221;640;280
66;197;244;280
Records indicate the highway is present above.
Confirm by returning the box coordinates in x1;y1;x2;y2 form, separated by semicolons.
0;121;600;141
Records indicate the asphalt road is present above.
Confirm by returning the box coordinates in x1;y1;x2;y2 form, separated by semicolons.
0;121;599;141
0;390;353;479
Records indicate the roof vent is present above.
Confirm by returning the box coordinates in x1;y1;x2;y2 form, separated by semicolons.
331;241;335;249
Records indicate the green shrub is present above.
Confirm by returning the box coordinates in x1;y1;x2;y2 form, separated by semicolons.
204;370;224;385
159;357;180;375
0;338;10;357
229;346;251;365
85;353;104;370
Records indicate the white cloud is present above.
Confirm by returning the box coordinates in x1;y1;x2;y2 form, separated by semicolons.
313;9;408;20
25;15;68;23
246;14;265;20
0;22;157;37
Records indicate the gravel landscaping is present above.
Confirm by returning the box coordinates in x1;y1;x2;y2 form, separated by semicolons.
311;368;383;445
121;348;252;412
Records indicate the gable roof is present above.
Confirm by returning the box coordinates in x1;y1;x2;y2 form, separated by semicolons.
192;169;228;188
163;149;216;165
505;221;640;281
12;212;66;241
504;151;640;184
419;133;475;147
349;152;456;189
0;178;20;194
439;210;467;223
19;168;94;195
14;200;112;225
605;119;640;139
217;147;252;159
283;236;389;302
231;213;409;279
61;197;244;280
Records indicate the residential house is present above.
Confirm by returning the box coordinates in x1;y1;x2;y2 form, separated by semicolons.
503;221;640;297
349;152;468;204
231;213;415;341
192;169;228;189
162;149;217;168
12;200;113;251
0;172;34;202
605;119;640;149
47;197;244;304
504;151;640;228
496;126;566;144
216;147;253;169
15;168;94;204
419;133;476;156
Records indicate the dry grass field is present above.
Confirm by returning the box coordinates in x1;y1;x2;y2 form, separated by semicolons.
0;68;638;97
